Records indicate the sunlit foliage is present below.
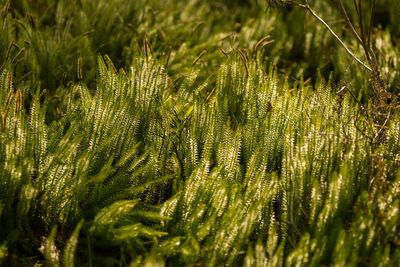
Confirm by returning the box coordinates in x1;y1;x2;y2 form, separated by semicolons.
1;0;400;266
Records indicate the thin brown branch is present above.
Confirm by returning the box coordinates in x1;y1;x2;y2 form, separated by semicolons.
368;0;376;48
357;0;366;42
342;85;368;114
297;3;372;72
337;0;363;44
353;0;360;17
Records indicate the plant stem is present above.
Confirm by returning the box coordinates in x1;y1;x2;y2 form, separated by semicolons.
297;3;373;72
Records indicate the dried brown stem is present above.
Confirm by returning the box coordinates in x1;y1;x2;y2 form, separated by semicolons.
297;2;373;72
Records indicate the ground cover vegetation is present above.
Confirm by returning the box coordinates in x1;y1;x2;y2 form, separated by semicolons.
1;0;400;265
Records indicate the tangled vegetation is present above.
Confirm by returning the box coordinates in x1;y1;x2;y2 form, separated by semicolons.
1;0;400;266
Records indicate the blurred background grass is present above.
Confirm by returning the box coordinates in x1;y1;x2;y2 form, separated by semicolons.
2;0;399;107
